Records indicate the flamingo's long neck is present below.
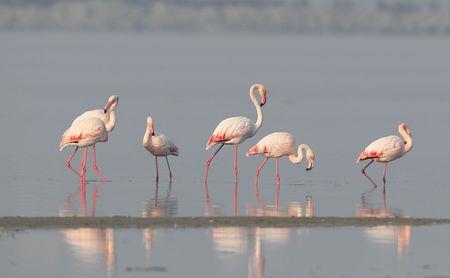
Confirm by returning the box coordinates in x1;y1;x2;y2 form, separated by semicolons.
399;126;413;153
288;145;305;164
249;85;263;134
105;104;117;132
143;124;153;148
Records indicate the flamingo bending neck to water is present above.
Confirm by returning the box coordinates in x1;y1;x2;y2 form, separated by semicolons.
205;83;267;183
246;132;315;185
356;123;413;191
143;117;179;183
62;95;119;180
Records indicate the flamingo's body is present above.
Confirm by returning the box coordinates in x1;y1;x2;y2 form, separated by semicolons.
246;132;314;184
59;117;108;182
356;123;413;189
61;95;119;180
63;95;119;134
206;116;259;149
205;83;267;183
143;117;179;182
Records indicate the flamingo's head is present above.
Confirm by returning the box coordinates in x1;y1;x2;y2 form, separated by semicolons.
147;117;155;135
399;123;411;136
258;85;267;107
104;95;119;112
305;147;315;171
250;83;267;107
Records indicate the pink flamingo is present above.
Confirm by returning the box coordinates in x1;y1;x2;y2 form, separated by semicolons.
205;84;267;183
356;123;413;191
62;95;119;179
59;117;108;182
143;117;179;183
246;132;315;185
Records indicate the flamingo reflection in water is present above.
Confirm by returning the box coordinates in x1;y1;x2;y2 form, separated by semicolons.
357;191;411;256
59;181;116;278
142;181;178;257
205;185;313;278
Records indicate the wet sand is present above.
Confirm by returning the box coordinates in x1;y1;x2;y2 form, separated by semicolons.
1;216;450;229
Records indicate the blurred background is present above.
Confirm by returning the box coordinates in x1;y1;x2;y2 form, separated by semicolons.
1;0;450;34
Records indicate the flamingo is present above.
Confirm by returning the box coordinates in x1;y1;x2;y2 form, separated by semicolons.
205;83;267;183
59;117;108;182
62;95;119;179
356;123;413;190
143;117;179;183
246;132;314;185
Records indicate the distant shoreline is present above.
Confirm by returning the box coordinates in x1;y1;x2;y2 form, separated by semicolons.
1;0;450;35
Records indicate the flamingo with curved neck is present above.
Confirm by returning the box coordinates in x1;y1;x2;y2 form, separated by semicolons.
246;132;315;185
61;95;119;180
205;83;267;183
356;122;413;192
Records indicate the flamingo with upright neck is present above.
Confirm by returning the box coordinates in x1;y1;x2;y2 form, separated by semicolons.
143;117;179;183
357;123;413;191
61;95;119;180
205;83;267;183
246;132;315;185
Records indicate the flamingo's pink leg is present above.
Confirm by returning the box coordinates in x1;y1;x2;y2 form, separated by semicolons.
361;159;374;174
382;162;388;193
233;180;238;216
80;147;88;183
275;158;281;184
255;157;270;202
165;156;173;182
205;144;224;183
154;156;159;184
91;144;107;181
80;182;87;217
91;185;99;217
275;181;281;210
234;145;238;182
66;147;81;178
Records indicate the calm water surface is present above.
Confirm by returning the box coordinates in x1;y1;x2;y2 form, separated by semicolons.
1;225;450;278
0;33;449;217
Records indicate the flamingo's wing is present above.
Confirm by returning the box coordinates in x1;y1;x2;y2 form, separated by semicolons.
248;132;294;156
153;134;179;156
62;109;105;138
206;117;252;149
59;117;107;150
358;135;402;161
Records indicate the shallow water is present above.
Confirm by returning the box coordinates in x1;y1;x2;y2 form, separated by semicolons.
0;33;449;217
1;225;450;278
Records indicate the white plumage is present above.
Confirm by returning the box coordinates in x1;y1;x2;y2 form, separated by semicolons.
143;117;179;182
204;84;268;183
356;123;413;189
247;132;315;171
59;117;108;151
206;116;256;149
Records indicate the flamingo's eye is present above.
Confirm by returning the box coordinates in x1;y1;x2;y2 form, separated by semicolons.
404;141;407;145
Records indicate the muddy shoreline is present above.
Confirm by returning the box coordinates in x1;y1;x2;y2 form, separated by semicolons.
1;216;450;229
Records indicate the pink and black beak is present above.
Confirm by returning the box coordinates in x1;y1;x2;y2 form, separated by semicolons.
260;96;267;107
103;100;113;113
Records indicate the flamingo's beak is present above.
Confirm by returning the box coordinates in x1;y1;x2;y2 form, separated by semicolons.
103;100;112;112
260;96;266;107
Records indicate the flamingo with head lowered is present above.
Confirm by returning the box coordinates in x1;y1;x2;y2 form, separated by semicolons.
59;117;108;183
61;95;119;180
356;123;413;191
205;83;267;183
246;132;315;185
143;117;179;183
